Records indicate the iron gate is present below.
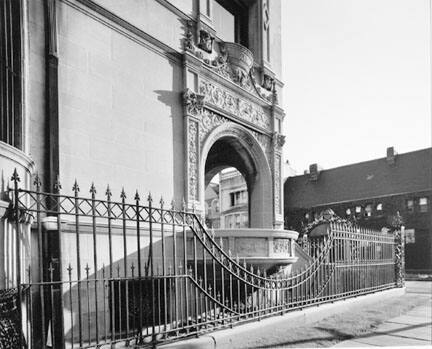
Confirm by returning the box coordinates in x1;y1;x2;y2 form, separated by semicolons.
3;170;404;348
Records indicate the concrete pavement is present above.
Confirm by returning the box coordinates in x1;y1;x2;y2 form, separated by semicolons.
334;281;432;347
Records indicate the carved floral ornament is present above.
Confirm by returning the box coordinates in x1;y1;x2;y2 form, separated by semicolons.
198;109;272;157
274;155;282;214
188;120;199;200
199;81;271;130
272;132;286;150
273;238;290;254
183;21;277;105
183;89;205;116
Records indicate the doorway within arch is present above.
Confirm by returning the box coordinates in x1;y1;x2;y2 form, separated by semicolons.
200;123;273;229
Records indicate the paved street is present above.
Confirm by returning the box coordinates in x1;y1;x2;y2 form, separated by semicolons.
334;281;432;347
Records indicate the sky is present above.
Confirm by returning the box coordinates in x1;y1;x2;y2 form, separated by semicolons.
281;0;431;174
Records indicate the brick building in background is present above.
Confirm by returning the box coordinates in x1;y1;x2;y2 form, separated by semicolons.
284;147;432;273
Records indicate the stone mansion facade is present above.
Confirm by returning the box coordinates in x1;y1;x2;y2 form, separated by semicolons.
1;0;285;289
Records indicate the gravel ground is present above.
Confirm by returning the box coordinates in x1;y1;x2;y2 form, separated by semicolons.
234;282;431;348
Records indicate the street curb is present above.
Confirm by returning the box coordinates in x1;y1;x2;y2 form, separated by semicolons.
157;287;406;348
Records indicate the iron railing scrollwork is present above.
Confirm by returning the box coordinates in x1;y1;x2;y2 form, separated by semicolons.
2;170;404;349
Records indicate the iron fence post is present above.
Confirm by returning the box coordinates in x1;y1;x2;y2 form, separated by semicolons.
12;169;23;349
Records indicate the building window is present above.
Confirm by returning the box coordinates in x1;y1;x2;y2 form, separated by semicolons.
355;206;362;214
364;204;372;217
213;0;249;47
230;190;247;207
406;199;414;213
1;0;22;149
346;208;351;216
225;215;233;228
376;203;383;211
235;214;241;228
419;197;429;213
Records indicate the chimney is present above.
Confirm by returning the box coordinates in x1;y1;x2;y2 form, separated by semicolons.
386;146;396;165
309;163;320;181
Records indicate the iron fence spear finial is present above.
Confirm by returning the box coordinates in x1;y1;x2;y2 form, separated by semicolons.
72;179;80;193
120;187;126;200
11;168;20;183
105;184;112;199
147;192;153;203
134;190;140;201
159;196;164;207
171;199;175;210
89;182;96;195
34;173;42;188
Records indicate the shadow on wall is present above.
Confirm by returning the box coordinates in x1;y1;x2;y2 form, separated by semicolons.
61;233;186;345
153;53;184;205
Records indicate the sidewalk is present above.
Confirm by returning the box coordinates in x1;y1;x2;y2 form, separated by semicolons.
157;282;430;348
334;281;432;347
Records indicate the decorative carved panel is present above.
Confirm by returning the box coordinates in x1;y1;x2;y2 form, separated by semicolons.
234;238;267;257
199;109;272;156
272;132;286;151
184;89;204;116
274;155;281;215
199;80;271;130
273;238;290;254
188;120;199;201
198;29;214;53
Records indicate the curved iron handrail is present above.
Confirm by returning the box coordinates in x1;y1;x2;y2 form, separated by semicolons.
186;214;336;290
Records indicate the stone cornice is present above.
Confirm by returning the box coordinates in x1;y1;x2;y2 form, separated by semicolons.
67;0;182;65
155;0;195;22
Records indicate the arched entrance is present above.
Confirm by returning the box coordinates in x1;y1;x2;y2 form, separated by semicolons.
200;123;273;229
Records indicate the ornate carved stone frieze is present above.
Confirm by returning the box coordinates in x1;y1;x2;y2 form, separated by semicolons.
199;110;225;145
182;28;276;104
274;155;281;214
199;110;272;158
273;238;290;254
199;80;271;130
198;29;214;53
211;43;230;78
183;89;205;116
188;121;199;201
184;21;195;53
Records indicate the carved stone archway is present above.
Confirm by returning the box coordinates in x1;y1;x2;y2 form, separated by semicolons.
182;40;286;228
200;123;273;228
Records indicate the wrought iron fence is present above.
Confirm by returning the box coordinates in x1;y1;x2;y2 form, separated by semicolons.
4;170;404;348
